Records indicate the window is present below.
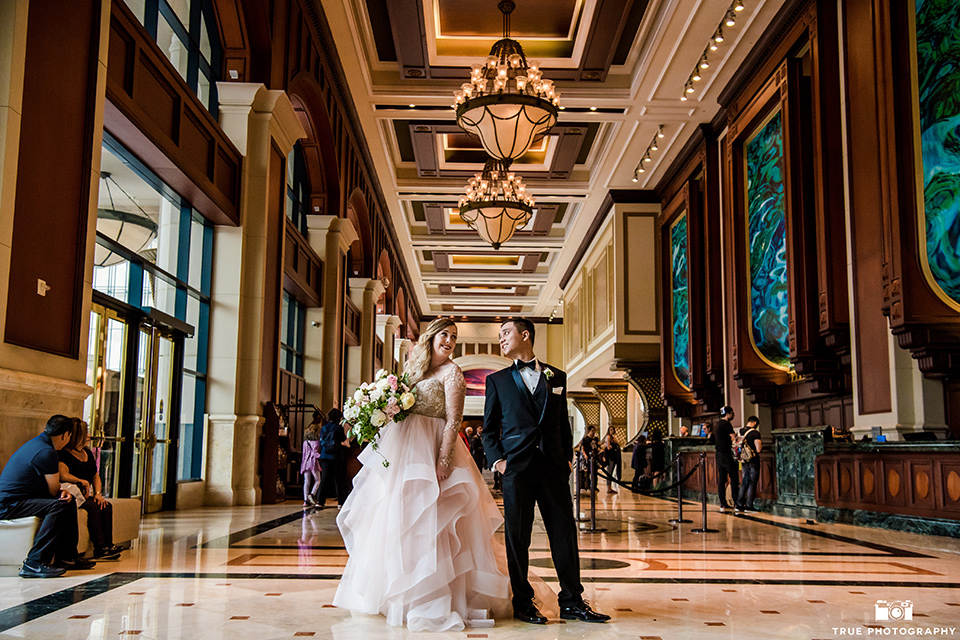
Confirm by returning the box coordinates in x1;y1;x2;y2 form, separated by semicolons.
123;0;222;115
281;292;306;376
96;134;214;481
286;142;311;236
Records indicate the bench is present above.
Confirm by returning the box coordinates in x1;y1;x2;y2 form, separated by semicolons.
0;498;142;576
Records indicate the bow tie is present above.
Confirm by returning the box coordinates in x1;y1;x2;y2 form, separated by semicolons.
517;359;537;371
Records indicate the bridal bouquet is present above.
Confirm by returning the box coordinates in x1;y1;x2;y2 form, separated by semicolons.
342;369;416;466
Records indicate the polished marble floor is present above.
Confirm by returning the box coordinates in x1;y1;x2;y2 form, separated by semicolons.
1;484;958;640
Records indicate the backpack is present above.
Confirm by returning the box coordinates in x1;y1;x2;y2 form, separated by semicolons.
737;428;758;463
319;424;337;456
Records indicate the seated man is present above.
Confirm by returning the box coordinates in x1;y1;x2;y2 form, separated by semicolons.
0;414;96;577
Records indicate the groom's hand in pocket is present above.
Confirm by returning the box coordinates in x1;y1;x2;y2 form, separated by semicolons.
494;459;506;475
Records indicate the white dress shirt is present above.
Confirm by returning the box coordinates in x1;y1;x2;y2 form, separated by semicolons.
516;358;541;394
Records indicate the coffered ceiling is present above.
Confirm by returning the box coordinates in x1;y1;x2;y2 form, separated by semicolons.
318;0;788;320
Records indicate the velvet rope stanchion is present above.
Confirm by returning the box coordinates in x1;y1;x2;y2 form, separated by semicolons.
668;453;692;524
691;452;718;534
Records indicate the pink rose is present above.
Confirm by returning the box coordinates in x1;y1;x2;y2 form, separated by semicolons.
385;404;400;418
387;374;398;391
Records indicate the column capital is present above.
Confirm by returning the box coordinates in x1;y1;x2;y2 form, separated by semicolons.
216;83;306;156
376;314;402;337
308;215;359;259
349;277;386;300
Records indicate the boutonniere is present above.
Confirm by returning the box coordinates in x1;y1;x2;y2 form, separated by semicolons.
542;367;555;381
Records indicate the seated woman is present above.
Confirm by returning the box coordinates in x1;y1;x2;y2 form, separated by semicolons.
59;419;121;560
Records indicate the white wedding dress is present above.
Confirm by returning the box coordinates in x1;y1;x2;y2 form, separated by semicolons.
333;362;511;631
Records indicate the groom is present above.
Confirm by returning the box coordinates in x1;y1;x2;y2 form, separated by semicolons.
483;318;609;624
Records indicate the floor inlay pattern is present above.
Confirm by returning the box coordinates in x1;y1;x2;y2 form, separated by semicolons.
0;487;957;639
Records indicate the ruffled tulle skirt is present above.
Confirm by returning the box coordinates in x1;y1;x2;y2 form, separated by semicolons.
333;414;511;631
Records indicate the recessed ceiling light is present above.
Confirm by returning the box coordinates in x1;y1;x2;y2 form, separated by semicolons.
589;106;597;111
408;103;416;108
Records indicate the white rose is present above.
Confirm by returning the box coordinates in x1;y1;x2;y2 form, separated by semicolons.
369;388;382;402
353;389;364;401
376;378;391;391
370;409;387;427
400;392;415;410
375;369;388;380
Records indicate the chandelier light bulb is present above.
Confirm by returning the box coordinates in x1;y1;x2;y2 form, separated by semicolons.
710;40;719;51
700;55;710;69
734;0;745;11
658;126;665;138
725;10;736;27
680;93;688;101
714;28;724;43
692;70;702;82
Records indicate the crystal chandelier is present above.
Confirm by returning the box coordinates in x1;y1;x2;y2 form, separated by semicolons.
459;158;534;249
452;0;559;161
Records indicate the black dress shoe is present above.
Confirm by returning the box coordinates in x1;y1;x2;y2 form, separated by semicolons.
513;603;547;624
560;601;610;622
93;547;121;560
54;556;96;570
18;561;66;578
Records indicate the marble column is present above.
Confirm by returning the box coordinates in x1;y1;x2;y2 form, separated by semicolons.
396;338;413;373
307;215;358;411
376;314;402;373
345;278;386;394
205;83;305;506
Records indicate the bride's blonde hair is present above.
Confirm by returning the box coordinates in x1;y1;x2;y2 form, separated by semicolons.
404;317;457;384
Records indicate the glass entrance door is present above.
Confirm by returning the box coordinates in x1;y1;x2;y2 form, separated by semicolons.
132;328;178;513
86;302;184;513
84;304;130;499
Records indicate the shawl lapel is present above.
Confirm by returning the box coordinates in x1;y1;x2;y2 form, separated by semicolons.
510;365;539;418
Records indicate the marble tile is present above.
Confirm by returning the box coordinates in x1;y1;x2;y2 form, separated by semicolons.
0;488;957;639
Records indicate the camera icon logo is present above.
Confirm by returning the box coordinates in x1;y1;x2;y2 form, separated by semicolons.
875;600;913;621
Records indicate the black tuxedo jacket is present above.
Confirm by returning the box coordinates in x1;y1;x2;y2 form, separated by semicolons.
482;362;573;473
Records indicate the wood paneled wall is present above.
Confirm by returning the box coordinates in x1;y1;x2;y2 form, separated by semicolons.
106;0;242;226
5;0;102;357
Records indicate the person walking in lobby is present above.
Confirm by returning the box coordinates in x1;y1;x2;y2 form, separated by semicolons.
713;406;741;513
483;318;610;624
736;416;762;513
0;415;96;577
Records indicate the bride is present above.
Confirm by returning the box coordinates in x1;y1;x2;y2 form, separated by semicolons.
333;318;510;631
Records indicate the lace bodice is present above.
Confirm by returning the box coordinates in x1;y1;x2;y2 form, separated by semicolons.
409;362;465;468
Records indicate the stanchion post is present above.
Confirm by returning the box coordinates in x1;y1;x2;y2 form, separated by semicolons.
691;452;718;534
580;450;606;532
574;451;585;522
668;452;692;524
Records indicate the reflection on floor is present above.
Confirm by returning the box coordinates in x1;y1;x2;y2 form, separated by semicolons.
1;486;959;639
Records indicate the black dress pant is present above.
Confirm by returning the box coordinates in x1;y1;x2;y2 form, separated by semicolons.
501;452;583;609
715;453;741;508
315;457;348;505
0;497;79;564
81;499;113;549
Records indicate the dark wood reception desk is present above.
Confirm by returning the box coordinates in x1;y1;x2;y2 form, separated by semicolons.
669;432;960;537
815;442;960;535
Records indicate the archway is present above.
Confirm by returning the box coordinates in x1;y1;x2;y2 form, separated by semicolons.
345;190;374;278
288;72;341;218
